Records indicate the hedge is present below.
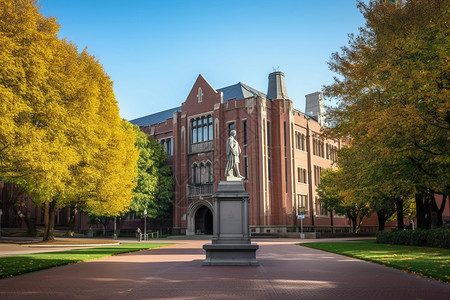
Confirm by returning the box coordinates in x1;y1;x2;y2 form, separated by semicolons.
376;228;450;249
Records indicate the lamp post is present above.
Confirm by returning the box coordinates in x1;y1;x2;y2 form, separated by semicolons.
298;206;305;239
0;209;3;238
113;216;117;240
144;209;147;241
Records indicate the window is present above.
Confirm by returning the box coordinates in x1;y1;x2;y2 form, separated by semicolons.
203;118;208;142
268;157;271;181
199;163;205;183
244;156;248;179
228;122;235;136
243;120;247;145
297;167;307;183
208;116;213;140
267;121;271;147
167;139;171;155
197;119;203;142
192;120;197;143
300;133;306;151
298;194;308;214
191;115;214;144
192;164;198;184
313;137;325;158
316;196;328;216
327;144;338;162
314;165;323;186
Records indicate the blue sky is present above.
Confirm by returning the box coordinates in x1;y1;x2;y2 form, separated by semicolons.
39;0;366;121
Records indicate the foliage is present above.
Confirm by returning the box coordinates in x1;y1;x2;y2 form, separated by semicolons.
322;0;449;228
0;243;172;279
129;126;174;221
318;166;371;233
376;228;450;249
301;240;450;283
0;0;139;240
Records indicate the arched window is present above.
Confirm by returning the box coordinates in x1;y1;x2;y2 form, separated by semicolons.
199;163;205;184
192;164;198;184
206;162;212;182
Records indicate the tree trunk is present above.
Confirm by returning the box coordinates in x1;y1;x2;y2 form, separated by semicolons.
396;198;404;230
415;193;425;229
43;201;56;241
377;211;386;231
351;215;358;233
415;191;432;229
6;183;36;235
66;206;76;236
431;193;447;227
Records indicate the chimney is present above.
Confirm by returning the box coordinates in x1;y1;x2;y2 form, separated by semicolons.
267;71;289;100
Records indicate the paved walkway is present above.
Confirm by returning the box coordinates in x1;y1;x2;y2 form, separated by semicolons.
0;238;449;299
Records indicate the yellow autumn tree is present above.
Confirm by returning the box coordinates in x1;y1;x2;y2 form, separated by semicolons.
0;0;139;240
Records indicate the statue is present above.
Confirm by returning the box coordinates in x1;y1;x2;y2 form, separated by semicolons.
225;130;245;180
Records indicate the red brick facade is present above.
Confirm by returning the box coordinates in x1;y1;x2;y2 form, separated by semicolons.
137;73;352;235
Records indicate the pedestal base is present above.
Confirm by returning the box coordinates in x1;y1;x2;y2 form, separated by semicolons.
202;243;259;266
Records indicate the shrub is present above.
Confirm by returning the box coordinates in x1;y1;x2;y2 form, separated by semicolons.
376;228;450;249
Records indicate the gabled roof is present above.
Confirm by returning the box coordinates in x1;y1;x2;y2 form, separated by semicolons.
217;82;266;103
129;106;181;127
129;82;265;127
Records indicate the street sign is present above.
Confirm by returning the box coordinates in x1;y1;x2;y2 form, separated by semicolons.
297;214;305;219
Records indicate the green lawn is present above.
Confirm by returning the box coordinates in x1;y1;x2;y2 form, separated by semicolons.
0;243;173;279
301;240;450;283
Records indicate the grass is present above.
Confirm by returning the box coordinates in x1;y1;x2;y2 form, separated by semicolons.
0;243;173;279
301;240;450;283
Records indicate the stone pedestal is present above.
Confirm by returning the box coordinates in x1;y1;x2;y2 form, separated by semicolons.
202;181;259;266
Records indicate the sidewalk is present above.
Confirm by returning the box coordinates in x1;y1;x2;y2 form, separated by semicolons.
0;238;448;299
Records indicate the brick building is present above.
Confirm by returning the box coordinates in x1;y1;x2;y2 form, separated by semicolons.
130;71;347;235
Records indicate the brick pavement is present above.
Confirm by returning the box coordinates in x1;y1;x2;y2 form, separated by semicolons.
0;239;449;299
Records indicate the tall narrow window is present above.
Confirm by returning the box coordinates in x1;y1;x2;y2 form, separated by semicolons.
243;120;247;145
228;122;235;136
203;118;208;141
167;138;172;156
208;116;213;140
206;162;212;182
192;120;197;143
199;163;204;184
244;156;248;179
197;119;203;142
267;122;271;147
193;164;197;184
268;157;271;180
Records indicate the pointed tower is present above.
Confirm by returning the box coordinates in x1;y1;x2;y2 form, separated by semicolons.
267;71;289;100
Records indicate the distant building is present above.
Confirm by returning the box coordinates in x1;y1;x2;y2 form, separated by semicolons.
305;92;326;126
130;72;344;235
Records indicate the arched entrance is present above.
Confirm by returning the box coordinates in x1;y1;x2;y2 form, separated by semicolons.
194;205;213;235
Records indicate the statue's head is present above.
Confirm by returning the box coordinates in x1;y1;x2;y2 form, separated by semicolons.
230;130;236;137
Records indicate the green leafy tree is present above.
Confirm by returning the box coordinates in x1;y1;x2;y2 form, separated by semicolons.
318;168;371;233
323;0;449;229
129;126;174;227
